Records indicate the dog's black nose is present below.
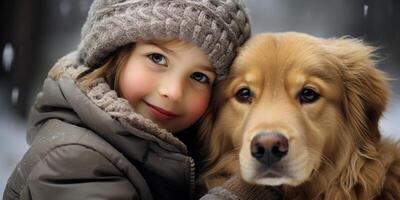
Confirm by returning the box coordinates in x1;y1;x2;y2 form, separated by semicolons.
251;132;288;167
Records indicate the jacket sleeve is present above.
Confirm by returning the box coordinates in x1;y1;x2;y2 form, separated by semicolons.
200;175;281;200
26;144;139;200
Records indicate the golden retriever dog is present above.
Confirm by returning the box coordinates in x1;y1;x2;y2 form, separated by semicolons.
199;32;400;199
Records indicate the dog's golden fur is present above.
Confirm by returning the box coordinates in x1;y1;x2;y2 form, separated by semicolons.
199;32;400;199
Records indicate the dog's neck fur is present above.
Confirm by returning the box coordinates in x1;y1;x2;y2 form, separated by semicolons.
202;123;400;199
202;131;400;200
282;137;400;200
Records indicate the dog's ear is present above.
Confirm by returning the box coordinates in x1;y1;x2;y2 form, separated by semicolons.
197;81;223;165
197;79;235;183
198;106;216;150
326;38;390;143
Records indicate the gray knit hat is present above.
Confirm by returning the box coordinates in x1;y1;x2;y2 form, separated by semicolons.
77;0;251;80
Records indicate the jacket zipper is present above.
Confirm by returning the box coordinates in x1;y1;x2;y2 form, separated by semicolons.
189;157;196;199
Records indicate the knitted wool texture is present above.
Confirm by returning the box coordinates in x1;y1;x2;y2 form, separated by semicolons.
78;0;251;80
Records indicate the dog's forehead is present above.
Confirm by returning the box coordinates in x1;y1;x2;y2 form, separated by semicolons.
226;33;344;101
231;33;340;82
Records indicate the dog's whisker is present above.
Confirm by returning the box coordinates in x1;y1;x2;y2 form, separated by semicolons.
304;147;335;170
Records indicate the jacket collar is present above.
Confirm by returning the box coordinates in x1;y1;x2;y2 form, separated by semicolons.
45;52;188;154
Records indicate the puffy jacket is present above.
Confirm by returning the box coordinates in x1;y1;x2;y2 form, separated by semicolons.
3;52;199;200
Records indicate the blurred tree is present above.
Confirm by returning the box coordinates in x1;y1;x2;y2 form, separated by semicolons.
2;0;91;117
366;0;400;56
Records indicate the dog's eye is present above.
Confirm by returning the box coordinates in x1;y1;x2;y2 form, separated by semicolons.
298;88;320;104
235;87;253;104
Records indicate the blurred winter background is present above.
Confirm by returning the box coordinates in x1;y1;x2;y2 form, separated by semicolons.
1;0;399;196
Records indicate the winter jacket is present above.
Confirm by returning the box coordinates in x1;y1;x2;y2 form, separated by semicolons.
3;52;198;200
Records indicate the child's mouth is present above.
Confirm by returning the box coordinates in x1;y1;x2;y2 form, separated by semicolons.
143;100;179;120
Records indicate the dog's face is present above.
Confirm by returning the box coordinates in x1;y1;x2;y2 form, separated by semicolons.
207;32;389;187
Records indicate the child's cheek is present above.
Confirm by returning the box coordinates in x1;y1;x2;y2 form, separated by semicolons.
186;92;210;123
120;68;156;104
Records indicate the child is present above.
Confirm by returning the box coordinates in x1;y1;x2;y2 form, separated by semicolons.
3;0;252;199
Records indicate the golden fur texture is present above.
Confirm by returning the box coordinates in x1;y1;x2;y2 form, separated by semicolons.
199;32;400;199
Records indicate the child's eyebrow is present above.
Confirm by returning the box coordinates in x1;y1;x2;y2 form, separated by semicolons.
199;64;215;73
146;41;176;55
157;45;176;55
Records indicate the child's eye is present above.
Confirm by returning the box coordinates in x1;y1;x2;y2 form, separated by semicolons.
191;72;210;84
148;53;167;65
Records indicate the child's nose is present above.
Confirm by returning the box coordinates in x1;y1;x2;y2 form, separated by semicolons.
158;78;184;102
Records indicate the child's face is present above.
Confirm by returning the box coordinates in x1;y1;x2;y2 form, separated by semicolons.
118;40;215;133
